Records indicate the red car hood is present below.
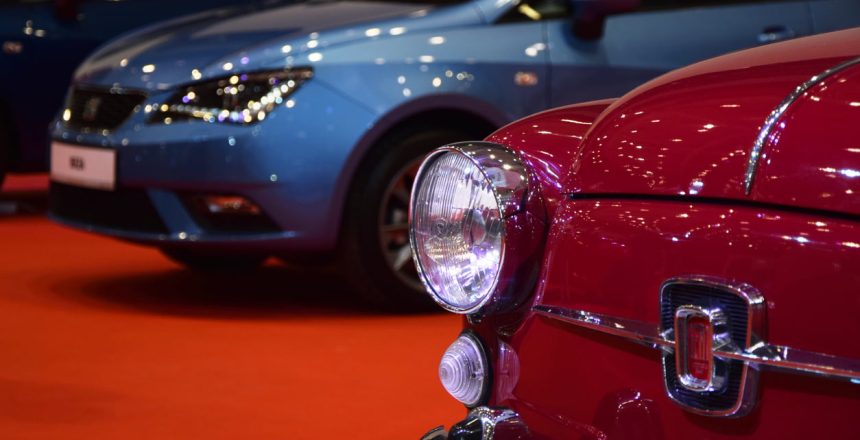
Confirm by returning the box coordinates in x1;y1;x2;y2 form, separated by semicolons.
564;28;860;215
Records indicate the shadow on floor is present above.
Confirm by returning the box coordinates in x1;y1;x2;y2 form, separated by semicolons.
53;263;440;320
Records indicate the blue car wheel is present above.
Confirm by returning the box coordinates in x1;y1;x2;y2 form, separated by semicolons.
340;127;477;309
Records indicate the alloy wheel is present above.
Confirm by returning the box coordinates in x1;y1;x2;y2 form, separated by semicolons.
378;158;424;291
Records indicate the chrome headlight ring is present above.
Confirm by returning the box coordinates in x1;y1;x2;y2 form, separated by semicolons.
409;141;546;315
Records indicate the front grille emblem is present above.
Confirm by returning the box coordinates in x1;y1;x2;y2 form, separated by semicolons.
81;97;102;122
675;306;727;392
660;278;764;417
65;87;146;130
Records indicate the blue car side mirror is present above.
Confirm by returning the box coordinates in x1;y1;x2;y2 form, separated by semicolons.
54;0;81;23
570;0;640;39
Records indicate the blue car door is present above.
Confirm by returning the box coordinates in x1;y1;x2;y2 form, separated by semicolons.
807;0;860;33
416;10;550;120
546;0;813;107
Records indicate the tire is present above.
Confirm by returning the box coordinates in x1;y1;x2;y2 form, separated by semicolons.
161;248;267;271
340;127;476;311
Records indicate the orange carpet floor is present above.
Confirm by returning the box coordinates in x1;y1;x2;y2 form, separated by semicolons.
0;174;463;439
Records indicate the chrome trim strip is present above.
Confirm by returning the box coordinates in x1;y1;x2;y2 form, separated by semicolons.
533;304;860;382
744;56;860;195
532;305;673;350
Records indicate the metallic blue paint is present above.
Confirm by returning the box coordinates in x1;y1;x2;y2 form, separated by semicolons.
50;0;860;253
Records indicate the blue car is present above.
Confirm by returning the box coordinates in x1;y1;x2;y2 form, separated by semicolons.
48;0;860;307
0;0;265;184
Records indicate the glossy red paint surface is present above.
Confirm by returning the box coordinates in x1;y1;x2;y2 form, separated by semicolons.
487;99;613;219
460;28;860;439
482;200;860;438
560;28;860;207
752;63;860;215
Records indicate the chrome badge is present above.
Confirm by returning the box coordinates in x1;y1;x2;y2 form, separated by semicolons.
82;96;102;122
660;278;765;417
674;306;726;392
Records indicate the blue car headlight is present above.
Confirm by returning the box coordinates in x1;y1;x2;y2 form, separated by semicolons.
149;67;313;125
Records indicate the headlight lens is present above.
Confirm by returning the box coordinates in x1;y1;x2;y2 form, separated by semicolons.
411;150;504;313
149;68;312;125
439;332;489;407
410;142;544;315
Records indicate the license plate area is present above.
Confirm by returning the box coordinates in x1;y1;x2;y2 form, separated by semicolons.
50;142;116;191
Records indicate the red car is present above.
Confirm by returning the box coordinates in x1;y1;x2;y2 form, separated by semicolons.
411;28;860;439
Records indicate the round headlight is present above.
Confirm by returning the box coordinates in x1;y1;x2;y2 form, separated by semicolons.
410;142;544;314
410;150;503;312
439;332;490;407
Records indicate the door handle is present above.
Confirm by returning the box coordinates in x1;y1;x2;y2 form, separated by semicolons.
758;25;796;44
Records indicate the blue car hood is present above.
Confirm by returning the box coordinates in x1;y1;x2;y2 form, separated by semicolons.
74;0;482;90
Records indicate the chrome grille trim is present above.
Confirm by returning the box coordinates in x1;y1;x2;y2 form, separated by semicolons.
533;304;860;382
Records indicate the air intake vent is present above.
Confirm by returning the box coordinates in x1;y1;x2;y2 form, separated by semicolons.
50;182;168;234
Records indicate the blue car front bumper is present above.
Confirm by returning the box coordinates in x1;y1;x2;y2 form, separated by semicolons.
50;81;376;253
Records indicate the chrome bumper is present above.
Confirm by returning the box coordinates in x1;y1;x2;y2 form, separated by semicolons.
421;407;531;440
